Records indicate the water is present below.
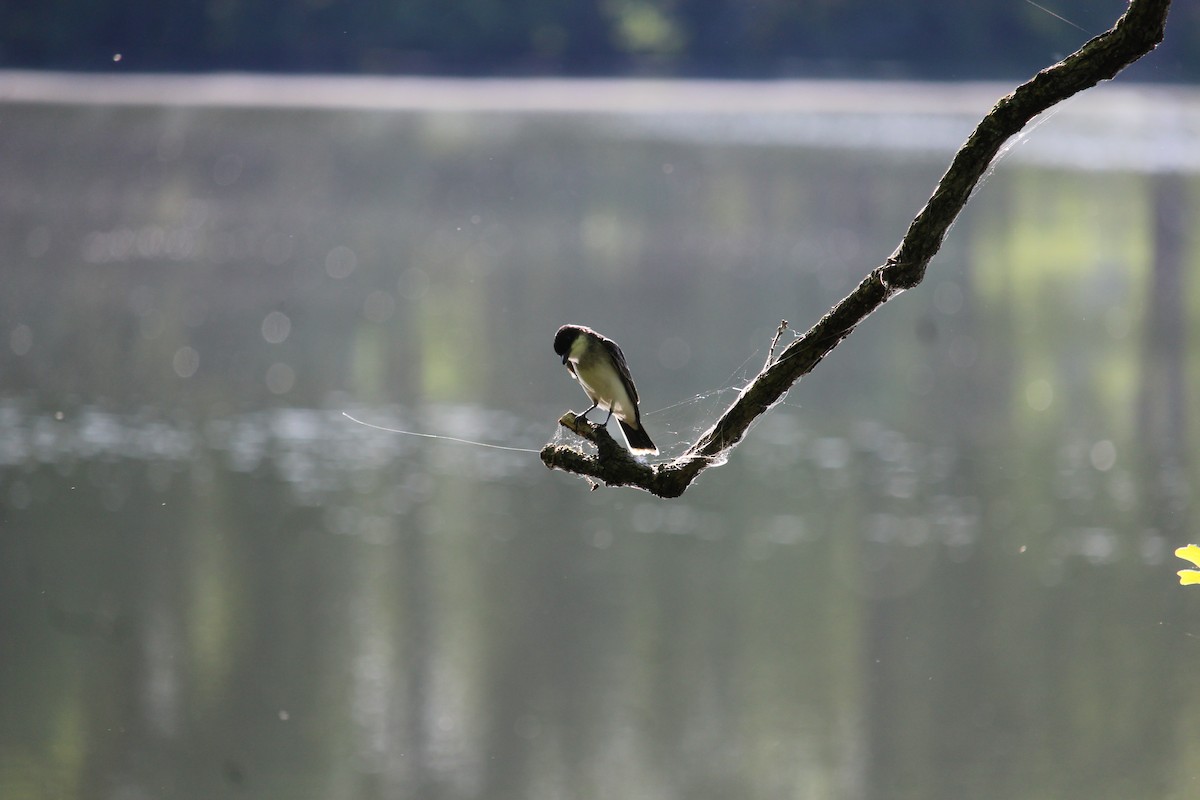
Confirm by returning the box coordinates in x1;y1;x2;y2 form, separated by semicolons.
2;76;1199;800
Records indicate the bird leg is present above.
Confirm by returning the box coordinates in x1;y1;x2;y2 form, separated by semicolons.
578;400;599;422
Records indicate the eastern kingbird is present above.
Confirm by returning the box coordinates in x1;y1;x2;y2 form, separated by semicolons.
553;324;658;455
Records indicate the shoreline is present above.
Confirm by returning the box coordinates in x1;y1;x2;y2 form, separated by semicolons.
1;70;1194;116
2;71;1195;171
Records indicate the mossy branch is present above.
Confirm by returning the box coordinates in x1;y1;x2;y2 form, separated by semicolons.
542;0;1172;496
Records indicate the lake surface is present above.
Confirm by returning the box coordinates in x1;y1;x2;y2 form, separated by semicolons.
2;75;1199;800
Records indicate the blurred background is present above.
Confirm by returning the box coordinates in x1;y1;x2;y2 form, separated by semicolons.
1;0;1198;80
3;3;1200;800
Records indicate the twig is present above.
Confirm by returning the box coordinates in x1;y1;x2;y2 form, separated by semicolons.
764;320;789;370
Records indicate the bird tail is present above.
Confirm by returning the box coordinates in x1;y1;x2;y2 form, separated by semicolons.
619;419;658;455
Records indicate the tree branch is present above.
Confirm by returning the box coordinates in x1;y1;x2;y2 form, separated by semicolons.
542;0;1173;497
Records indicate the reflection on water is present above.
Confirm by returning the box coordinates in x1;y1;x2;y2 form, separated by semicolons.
2;79;1200;800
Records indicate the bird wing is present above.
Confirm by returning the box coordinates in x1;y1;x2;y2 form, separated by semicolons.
598;334;640;406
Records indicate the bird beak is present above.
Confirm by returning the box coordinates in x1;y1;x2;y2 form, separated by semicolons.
561;353;569;364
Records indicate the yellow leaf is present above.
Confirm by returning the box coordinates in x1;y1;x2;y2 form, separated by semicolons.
1179;570;1200;586
1175;544;1200;569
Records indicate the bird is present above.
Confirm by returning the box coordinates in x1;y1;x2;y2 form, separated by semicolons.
553;324;658;455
